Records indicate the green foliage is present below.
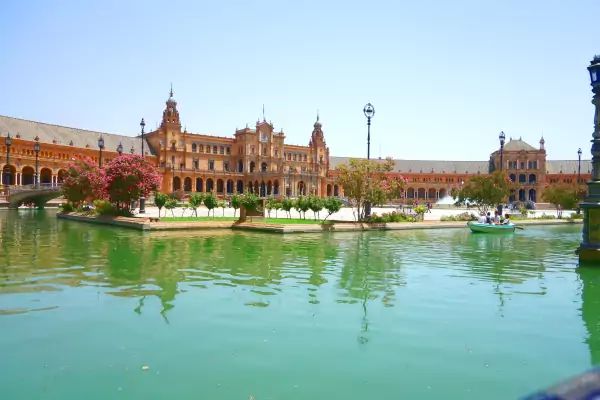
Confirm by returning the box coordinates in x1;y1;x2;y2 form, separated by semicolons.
335;158;406;221
59;203;75;213
231;194;241;217
368;211;416;223
218;200;228;216
93;199;117;216
265;197;279;218
440;212;477;222
188;193;204;217
165;198;178;217
542;183;582;218
281;198;294;218
154;192;169;217
294;196;311;219
307;195;323;220
203;193;218;216
323;197;343;221
240;193;260;212
452;171;513;213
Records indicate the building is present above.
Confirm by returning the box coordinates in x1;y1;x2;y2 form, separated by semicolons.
0;89;591;204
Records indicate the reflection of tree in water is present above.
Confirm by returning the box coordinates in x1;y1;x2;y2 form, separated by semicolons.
578;266;600;365
338;233;405;344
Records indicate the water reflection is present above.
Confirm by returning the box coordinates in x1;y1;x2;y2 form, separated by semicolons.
578;266;600;365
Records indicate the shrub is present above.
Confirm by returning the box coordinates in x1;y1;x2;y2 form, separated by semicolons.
61;158;106;207
240;193;260;212
154;192;169;217
93;199;117;216
440;212;477;222
165;198;178;217
203;193;218;216
188;193;204;217
307;195;323;220
323;197;343;221
231;194;241;217
59;203;75;213
281;198;294;218
103;155;161;212
294;196;310;219
368;211;416;223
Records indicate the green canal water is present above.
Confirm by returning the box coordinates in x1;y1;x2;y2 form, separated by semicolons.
1;210;599;399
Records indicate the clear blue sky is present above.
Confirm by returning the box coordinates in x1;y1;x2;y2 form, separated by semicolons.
0;0;598;161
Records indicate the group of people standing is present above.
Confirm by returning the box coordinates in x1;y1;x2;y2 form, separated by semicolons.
478;210;511;225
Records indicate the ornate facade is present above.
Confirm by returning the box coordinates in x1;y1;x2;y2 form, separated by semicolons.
0;89;592;206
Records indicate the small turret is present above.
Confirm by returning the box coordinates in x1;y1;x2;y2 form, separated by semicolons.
540;136;545;150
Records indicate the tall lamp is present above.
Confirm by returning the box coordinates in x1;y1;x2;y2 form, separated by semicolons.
363;103;375;219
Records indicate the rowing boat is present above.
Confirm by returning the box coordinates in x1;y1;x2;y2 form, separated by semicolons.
467;221;516;233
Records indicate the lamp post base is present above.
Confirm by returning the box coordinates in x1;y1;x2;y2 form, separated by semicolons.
577;245;600;264
139;197;146;214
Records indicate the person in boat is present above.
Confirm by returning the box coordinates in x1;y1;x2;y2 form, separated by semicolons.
493;210;501;224
485;212;492;224
502;213;511;225
478;213;486;223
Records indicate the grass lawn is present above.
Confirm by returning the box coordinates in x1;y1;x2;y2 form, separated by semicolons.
160;216;238;222
263;218;326;225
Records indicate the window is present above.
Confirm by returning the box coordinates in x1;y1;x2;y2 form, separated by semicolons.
208;160;215;171
226;147;231;155
171;156;175;165
303;154;307;162
199;144;204;152
213;146;218;154
520;161;525;170
293;154;297;161
224;161;229;172
251;146;255;155
193;160;199;169
508;160;517;169
528;160;538;169
275;149;278;157
220;146;224;155
519;174;526;183
288;153;291;161
192;143;197;153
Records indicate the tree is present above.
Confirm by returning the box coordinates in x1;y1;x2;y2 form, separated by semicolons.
231;194;241;217
451;171;513;214
308;195;323;220
165;198;178;217
542;183;584;218
240;193;260;212
335;158;405;221
273;198;282;218
281;198;294;219
103;154;161;212
265;197;278;218
294;196;310;219
218;199;228;216
61;158;106;207
323;197;343;221
203;193;218;217
188;193;204;217
154;192;169;217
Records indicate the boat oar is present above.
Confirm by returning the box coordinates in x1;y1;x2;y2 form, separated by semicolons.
515;225;524;230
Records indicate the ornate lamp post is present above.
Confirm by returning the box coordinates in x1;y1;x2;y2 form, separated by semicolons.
98;136;105;168
578;148;583;183
363;103;375;219
34;136;40;187
140;118;145;158
499;131;506;170
117;142;123;156
3;132;12;186
138;119;147;214
578;55;600;263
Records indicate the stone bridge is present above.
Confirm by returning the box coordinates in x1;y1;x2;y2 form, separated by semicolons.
0;184;63;209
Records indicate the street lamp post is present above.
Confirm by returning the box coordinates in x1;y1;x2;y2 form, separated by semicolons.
98;136;105;168
117;142;123;156
4;133;12;186
34;136;40;187
578;55;600;263
138;119;146;214
363;103;375;219
578;148;583;183
499;131;506;170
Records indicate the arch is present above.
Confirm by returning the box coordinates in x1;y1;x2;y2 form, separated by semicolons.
236;180;244;193
297;181;306;196
428;188;436;200
238;160;243;172
273;180;279;195
21;166;34;185
261;162;268;172
528;189;537;202
217;179;224;193
406;187;415;199
184;177;192;192
519;174;526;183
206;178;214;192
327;184;332;196
267;180;272;195
509;174;516;183
247;181;254;193
57;169;67;184
226;179;234;194
1;165;16;185
40;168;52;185
172;176;181;191
417;188;426;199
254;180;259;194
528;174;536;184
260;181;266;197
250;161;256;173
191;143;197;152
439;188;447;198
196;178;203;192
518;188;526;201
334;184;339;197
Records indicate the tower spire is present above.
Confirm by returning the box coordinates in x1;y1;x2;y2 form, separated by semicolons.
317;109;320;122
170;83;173;98
262;104;265;121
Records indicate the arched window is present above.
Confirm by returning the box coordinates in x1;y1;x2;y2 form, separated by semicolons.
238;160;243;172
261;162;268;172
509;174;516;182
191;143;197;152
528;174;536;184
519;174;526;183
250;161;256;173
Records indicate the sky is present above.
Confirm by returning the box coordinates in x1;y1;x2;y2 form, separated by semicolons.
0;0;598;161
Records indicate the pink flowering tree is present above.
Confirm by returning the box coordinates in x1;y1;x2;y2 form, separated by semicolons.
61;157;106;207
103;155;161;211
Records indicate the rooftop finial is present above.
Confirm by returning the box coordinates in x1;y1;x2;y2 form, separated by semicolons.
262;104;265;121
317;109;320;122
169;83;173;98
